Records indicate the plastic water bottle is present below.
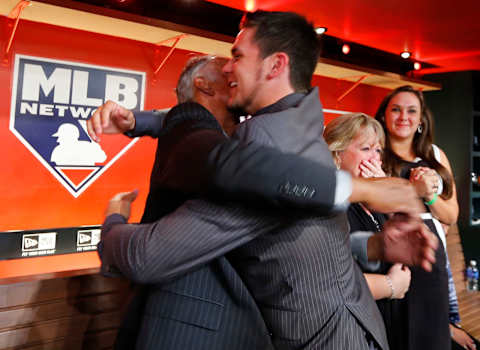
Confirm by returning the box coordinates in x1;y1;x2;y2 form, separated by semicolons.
466;260;479;292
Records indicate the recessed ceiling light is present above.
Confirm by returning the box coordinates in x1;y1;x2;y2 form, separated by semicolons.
401;51;411;59
342;44;350;55
315;27;327;35
245;0;255;11
413;62;422;70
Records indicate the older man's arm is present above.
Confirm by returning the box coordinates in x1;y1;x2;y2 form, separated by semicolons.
98;196;281;284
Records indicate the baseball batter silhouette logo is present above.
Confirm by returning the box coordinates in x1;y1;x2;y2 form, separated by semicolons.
9;55;145;197
50;123;107;166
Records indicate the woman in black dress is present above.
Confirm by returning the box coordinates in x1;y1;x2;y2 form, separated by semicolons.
375;85;469;350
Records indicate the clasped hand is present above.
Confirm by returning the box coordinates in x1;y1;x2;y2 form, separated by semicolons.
409;166;440;201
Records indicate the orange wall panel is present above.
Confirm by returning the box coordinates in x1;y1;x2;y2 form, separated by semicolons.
0;16;391;234
0;17;195;231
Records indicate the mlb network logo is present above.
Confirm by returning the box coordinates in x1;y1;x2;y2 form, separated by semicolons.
9;55;146;197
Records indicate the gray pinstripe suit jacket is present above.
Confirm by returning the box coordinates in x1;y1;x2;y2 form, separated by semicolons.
101;88;389;349
104;104;274;350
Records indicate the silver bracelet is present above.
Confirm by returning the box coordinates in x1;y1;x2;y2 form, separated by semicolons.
385;275;395;299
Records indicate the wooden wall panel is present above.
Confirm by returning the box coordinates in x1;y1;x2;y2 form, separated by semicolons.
83;329;118;350
447;225;480;340
0;274;129;349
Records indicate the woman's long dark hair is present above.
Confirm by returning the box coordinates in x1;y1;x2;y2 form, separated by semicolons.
374;85;453;199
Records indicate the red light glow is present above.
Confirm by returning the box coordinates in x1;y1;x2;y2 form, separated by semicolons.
113;0;135;5
342;44;350;55
245;0;255;11
413;62;422;70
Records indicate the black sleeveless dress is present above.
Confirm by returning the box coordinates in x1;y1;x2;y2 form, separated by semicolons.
398;159;451;350
348;157;450;350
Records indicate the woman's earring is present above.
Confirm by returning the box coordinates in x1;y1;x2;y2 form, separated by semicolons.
417;124;423;134
334;153;341;170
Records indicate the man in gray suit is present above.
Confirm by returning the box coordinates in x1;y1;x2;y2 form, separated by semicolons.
94;11;437;350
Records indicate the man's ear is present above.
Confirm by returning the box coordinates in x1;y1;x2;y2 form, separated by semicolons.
266;52;289;80
194;77;215;96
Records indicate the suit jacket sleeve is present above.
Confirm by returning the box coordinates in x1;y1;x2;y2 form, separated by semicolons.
125;109;170;138
127;103;338;213
100;199;281;284
206;139;337;213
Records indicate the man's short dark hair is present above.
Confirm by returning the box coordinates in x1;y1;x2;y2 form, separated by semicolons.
241;11;320;92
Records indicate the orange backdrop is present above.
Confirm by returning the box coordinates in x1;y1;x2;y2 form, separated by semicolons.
0;15;390;233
